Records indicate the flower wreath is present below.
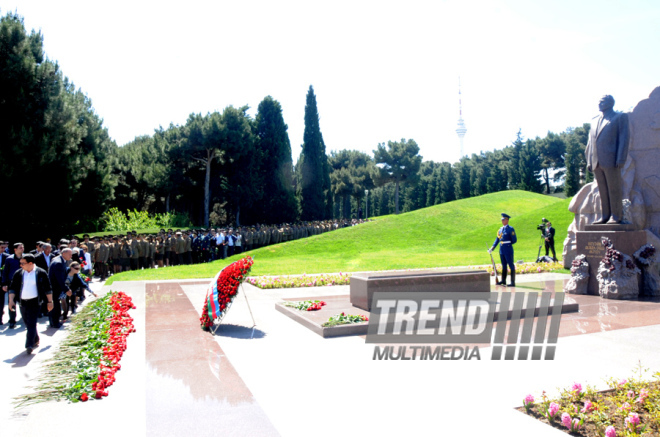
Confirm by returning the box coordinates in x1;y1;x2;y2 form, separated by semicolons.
200;256;254;331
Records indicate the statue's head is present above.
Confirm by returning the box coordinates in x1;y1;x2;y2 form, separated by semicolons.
598;95;615;112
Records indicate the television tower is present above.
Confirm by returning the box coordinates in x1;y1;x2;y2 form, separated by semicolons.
455;77;467;157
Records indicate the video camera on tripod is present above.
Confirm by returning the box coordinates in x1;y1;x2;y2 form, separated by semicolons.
536;217;549;232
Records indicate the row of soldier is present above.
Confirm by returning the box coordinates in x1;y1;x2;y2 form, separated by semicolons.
15;219;371;280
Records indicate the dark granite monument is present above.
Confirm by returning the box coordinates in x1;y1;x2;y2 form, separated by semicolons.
350;269;491;311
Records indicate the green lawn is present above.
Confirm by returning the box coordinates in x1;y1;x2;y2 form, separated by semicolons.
105;190;573;284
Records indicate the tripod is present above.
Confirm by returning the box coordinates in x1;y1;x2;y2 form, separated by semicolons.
535;232;546;263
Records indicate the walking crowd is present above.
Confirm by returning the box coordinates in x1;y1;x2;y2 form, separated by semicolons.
0;240;97;354
0;219;368;354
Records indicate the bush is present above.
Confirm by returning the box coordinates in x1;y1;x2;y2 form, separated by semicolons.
101;208;192;232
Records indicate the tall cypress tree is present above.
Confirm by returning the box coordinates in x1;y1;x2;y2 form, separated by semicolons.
564;136;581;197
507;130;524;189
300;85;330;220
254;96;299;223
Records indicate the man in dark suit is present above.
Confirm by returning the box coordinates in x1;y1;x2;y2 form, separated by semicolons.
544;221;557;262
0;241;8;324
0;241;8;269
585;95;630;224
8;254;53;354
29;241;43;255
35;243;54;272
48;248;72;329
2;242;24;328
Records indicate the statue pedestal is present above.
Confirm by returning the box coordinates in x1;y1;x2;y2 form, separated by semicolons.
576;225;648;296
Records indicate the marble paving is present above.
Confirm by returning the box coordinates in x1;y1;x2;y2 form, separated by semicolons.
3;273;660;436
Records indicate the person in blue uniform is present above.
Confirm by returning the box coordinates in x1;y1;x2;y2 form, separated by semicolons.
488;213;517;287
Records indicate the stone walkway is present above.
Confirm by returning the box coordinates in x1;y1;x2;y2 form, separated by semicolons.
2;273;660;436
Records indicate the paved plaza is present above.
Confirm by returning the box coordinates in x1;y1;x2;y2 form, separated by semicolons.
3;273;660;436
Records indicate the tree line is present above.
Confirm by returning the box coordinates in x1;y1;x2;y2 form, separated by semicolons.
1;12;592;242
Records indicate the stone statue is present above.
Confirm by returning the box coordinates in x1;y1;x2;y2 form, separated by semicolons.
585;95;630;224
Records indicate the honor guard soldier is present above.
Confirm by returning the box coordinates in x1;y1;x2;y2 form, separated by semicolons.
488;213;517;287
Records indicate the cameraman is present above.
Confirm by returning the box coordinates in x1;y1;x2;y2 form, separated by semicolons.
543;221;557;262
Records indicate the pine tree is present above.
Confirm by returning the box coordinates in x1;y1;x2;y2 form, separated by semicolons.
427;170;439;206
373;139;422;214
440;163;456;203
0;12;117;238
507;130;524;189
254;96;299;223
454;160;471;199
518;139;543;193
300;85;330;220
564;136;582;197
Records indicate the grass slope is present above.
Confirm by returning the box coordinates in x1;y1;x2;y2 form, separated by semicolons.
106;190;573;284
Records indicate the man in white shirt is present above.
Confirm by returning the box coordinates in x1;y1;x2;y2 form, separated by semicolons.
215;231;225;260
226;229;235;257
8;254;53;354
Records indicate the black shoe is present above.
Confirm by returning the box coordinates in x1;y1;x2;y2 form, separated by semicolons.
506;283;516;287
26;347;33;355
9;323;16;329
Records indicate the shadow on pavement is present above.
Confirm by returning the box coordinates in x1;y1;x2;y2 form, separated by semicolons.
4;350;36;367
213;323;267;339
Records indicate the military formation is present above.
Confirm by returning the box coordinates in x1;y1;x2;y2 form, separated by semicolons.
61;219;371;279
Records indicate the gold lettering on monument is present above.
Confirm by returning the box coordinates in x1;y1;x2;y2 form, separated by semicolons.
584;241;604;257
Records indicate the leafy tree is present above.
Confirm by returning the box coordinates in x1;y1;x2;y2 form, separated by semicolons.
373;139;422;214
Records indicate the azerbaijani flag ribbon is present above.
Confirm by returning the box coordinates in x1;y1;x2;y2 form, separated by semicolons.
207;268;225;320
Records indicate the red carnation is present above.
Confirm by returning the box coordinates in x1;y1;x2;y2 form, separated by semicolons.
80;393;88;402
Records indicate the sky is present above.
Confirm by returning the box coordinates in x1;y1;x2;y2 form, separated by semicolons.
3;0;659;164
